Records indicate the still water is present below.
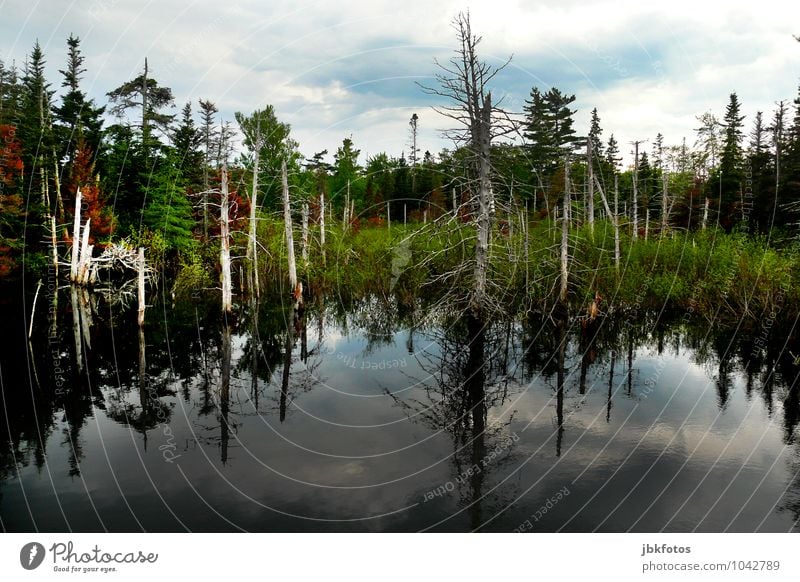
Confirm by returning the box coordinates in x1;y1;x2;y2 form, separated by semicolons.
1;286;799;532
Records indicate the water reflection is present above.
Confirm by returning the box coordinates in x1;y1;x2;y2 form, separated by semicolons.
1;285;800;532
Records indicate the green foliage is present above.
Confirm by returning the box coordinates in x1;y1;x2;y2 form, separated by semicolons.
172;244;212;299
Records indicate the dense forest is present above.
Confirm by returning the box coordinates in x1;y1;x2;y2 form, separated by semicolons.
2;27;800;321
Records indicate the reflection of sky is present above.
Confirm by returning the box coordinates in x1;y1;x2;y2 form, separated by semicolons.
1;320;798;532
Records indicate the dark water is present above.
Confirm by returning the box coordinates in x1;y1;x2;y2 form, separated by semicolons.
2;284;800;532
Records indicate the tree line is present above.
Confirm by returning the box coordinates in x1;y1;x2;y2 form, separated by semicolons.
1;34;800;282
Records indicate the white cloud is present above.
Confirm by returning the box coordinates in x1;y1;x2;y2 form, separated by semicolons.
2;0;799;163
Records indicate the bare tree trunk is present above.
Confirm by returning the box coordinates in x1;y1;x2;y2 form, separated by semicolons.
471;93;493;315
702;197;709;230
70;188;82;281
614;174;620;274
563;154;571;225
632;141;639;240
282;160;299;300
524;200;530;289
593;172;620;275
645;208;650;241
220;164;232;313
587;137;594;237
78;219;92;284
53;155;64;222
560;199;569;305
137;247;146;327
343;180;350;229
301;202;309;268
247;125;261;298
50;214;58;277
661;171;669;235
387;201;391;229
319;192;326;265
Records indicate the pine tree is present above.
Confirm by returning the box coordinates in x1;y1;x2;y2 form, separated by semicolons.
53;35;105;167
107;59;175;157
748;111;774;232
588;108;604;159
523;87;554;173
606;134;621;174
782;86;800;226
18;41;56;269
712;93;745;227
173;102;203;191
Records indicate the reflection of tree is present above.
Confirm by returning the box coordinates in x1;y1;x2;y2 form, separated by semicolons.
388;311;519;530
277;306;323;422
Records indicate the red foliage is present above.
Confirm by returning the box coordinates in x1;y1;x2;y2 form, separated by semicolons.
204;168;250;239
65;140;114;246
0;125;24;188
0;125;24;277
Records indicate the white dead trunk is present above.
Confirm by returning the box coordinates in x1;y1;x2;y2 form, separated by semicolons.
248;129;261;298
137;247;146;327
220;164;232;313
614;174;620;274
661;171;669;235
78;218;92;284
587;137;594;236
632;141;639;240
50;213;58;277
70;187;82;281
301;202;309;268
282;160;298;294
593;172;620;275
560;199;569;305
319;191;326;264
702;197;709;230
471;93;493;314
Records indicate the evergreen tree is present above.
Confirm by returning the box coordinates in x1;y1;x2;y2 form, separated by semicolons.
107;59;175;156
714;92;745;221
588;107;604;159
53;35;105;167
522;87;553;173
782;87;800;226
331;137;364;210
606;134;621;174
234;105;297;209
748;111;774;232
173;102;203;191
141;150;195;252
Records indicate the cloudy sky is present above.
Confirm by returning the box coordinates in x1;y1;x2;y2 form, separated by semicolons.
1;0;798;165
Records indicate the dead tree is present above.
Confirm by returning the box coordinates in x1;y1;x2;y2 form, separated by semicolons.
593;172;620;275
631;140;646;239
70;188;83;281
301;202;309;269
247;117;263;298
661;171;669;235
421;11;514;316
560;199;569;305
319;191;326;264
220;164;233;313
282;159;300;304
587;137;595;237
